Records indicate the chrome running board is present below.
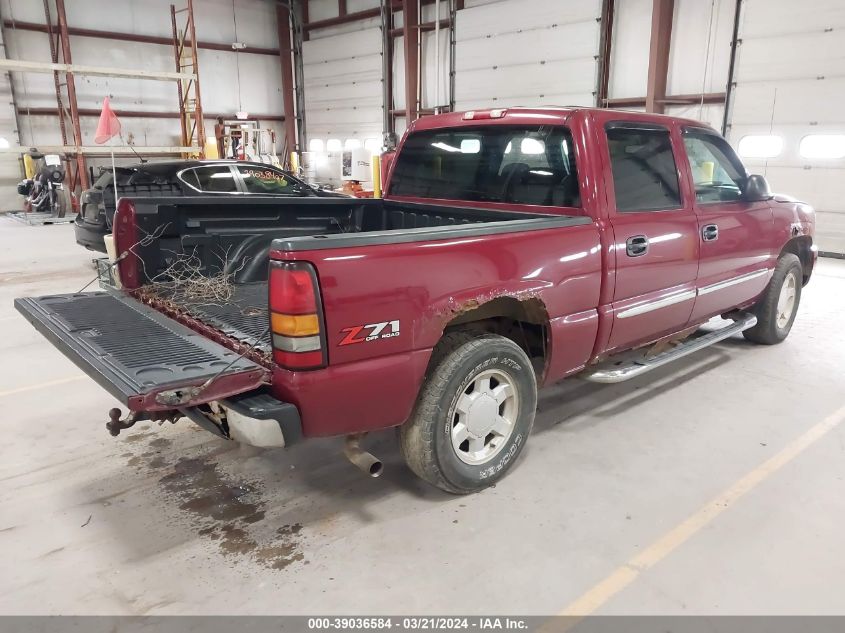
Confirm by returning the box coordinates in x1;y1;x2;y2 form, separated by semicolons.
581;314;758;384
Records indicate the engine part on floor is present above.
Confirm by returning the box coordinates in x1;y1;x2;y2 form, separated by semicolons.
344;433;383;478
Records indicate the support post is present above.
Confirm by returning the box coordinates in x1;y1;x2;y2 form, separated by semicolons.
54;0;89;190
277;2;298;156
645;0;674;114
401;0;419;123
596;0;614;107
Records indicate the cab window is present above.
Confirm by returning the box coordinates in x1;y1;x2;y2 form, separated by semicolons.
606;124;681;212
389;125;580;208
682;129;746;203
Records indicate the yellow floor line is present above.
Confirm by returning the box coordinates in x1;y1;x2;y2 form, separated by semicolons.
558;402;845;618
0;375;85;398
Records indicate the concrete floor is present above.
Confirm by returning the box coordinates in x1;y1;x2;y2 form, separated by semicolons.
1;216;844;616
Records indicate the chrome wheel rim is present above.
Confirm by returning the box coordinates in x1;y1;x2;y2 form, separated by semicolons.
776;273;797;329
449;369;519;466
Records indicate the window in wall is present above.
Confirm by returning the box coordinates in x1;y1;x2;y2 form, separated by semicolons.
799;134;845;159
606;125;681;212
326;139;343;152
308;139;324;152
683;129;746;203
190;166;239;193
236;166;304;195
737;135;783;159
389;125;581;208
345;138;361;150
364;138;381;153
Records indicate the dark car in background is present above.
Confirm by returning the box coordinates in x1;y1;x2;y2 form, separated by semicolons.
75;159;344;252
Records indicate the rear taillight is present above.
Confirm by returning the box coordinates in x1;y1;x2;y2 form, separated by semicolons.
269;261;326;370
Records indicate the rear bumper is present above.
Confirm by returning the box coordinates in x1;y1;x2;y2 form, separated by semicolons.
180;389;303;448
270;348;433;438
74;216;108;253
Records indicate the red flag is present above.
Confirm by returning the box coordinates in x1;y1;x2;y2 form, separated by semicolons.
94;97;121;144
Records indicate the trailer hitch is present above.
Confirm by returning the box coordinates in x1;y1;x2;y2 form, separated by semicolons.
106;408;138;436
106;408;182;437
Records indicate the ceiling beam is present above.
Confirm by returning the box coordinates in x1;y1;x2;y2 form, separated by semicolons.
606;92;726;109
0;58;195;81
17;107;285;121
2;19;281;56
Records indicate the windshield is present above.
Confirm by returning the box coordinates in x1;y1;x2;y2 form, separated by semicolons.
389;125;580;207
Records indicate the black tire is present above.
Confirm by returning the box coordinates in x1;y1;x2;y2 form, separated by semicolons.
399;332;537;494
743;253;803;345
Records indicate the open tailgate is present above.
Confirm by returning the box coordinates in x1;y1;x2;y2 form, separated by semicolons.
15;291;268;411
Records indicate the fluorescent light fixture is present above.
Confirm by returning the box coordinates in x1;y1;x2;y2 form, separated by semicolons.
737;135;783;159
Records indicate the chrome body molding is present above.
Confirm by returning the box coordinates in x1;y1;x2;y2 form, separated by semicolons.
617;290;696;319
697;268;772;296
617;268;772;320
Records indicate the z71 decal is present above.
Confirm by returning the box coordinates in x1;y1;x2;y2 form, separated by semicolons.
338;320;400;346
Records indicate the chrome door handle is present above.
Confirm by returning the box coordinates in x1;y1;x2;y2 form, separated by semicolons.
702;224;719;241
626;235;649;257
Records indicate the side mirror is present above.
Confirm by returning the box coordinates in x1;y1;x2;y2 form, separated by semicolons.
743;174;773;202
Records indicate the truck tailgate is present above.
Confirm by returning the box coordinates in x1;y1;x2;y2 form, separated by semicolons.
15;292;268;410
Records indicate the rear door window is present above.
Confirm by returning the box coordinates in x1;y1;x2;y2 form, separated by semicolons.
236;166;305;195
389;125;580;207
190;166;239;193
606;125;681;212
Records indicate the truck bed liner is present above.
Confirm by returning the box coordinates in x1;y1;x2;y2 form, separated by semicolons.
140;282;271;353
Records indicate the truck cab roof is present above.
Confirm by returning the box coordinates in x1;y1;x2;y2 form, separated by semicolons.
408;106;713;133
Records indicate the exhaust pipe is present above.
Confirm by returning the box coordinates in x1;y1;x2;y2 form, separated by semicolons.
344;434;383;478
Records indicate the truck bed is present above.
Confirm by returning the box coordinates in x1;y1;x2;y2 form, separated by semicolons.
137;282;272;354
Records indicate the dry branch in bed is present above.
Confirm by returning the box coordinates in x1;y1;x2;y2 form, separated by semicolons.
142;248;249;307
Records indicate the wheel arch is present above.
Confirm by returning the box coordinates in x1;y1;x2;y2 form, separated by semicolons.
779;235;814;285
440;295;550;382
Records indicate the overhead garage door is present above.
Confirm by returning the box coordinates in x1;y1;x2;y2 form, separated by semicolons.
302;26;384;146
726;0;845;255
454;0;602;111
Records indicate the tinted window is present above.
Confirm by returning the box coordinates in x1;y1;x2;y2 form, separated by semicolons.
237;166;304;195
683;129;745;203
390;125;580;207
193;166;238;193
607;126;681;212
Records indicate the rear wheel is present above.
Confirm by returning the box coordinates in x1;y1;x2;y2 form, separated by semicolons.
399;332;537;494
743;253;803;345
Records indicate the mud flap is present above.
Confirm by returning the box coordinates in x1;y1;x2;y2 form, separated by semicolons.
15;292;268;411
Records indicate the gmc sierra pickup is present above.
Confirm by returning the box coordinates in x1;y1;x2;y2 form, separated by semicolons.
16;107;816;493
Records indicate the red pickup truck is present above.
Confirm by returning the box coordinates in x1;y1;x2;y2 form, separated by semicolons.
16;107;816;494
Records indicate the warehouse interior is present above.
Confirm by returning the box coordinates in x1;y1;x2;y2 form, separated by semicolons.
1;0;845;623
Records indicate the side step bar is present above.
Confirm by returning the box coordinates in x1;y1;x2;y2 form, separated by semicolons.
582;314;757;384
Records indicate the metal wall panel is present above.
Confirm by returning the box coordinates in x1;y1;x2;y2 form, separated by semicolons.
302;26;384;142
727;0;845;254
454;0;601;110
